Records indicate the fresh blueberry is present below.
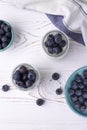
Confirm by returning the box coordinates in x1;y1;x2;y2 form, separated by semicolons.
1;22;6;29
0;44;2;49
75;74;83;83
78;96;84;103
53;46;62;54
13;70;22;81
56;88;63;95
47;34;54;41
75;89;82;96
74;101;81;109
3;25;11;32
19;66;28;74
80;105;86;112
1;36;8;42
6;31;11;38
22;73;28;81
83;87;87;92
54;33;62;43
52;73;60;80
0;20;3;25
78;83;84;89
28;69;36;82
45;39;54;47
68;88;75;96
2;42;8;48
83;70;87;79
25;80;33;88
83;79;87;86
71;80;78;90
16;81;24;87
0;29;4;35
71;95;78;102
83;92;87;99
36;98;45;106
59;40;66;48
84;100;87;106
48;47;53;54
2;85;10;92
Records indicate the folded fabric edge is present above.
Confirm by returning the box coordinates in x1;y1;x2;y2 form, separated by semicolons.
46;14;85;46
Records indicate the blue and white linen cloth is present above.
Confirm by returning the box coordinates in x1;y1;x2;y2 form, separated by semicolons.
10;0;87;46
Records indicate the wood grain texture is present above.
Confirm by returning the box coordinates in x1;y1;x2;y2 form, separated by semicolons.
0;1;87;130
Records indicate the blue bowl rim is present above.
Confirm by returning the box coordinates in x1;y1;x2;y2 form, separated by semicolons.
0;20;14;52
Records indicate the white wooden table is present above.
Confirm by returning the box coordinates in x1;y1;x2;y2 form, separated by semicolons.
0;1;87;130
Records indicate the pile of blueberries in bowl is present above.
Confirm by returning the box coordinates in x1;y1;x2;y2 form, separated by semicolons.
65;66;87;117
42;30;69;59
12;64;40;91
0;20;14;51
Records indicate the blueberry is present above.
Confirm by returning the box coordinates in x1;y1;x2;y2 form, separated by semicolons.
13;70;22;81
0;29;4;35
71;95;78;102
54;33;62;43
36;98;45;106
16;81;24;87
71;81;78;90
78;83;84;89
68;88;75;96
25;80;33;88
19;66;28;74
83;92;87;99
83;79;87;86
83;87;87;92
84;100;87;106
80;105;86;112
6;31;11;38
78;96;84;103
1;36;8;42
1;22;6;29
0;21;3;25
22;73;28;81
2;85;10;92
2;42;8;48
47;34;54;41
28;69;36;83
75;89;82;96
48;47;53;54
3;25;11;32
74;101;81;109
59;40;66;47
52;73;60;80
53;46;62;54
83;70;87;79
56;88;63;95
45;38;54;47
0;43;2;49
75;74;83;83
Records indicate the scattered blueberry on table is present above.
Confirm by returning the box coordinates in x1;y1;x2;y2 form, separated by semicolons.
0;20;12;50
52;72;60;80
56;88;63;95
2;85;10;92
36;98;45;106
68;70;87;112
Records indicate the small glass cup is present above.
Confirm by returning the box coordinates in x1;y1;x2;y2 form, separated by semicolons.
42;30;70;59
12;63;40;91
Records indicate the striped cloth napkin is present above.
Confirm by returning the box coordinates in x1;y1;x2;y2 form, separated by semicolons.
7;0;87;46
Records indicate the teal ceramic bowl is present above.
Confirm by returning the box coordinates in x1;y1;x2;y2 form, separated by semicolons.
65;66;87;117
0;20;14;52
